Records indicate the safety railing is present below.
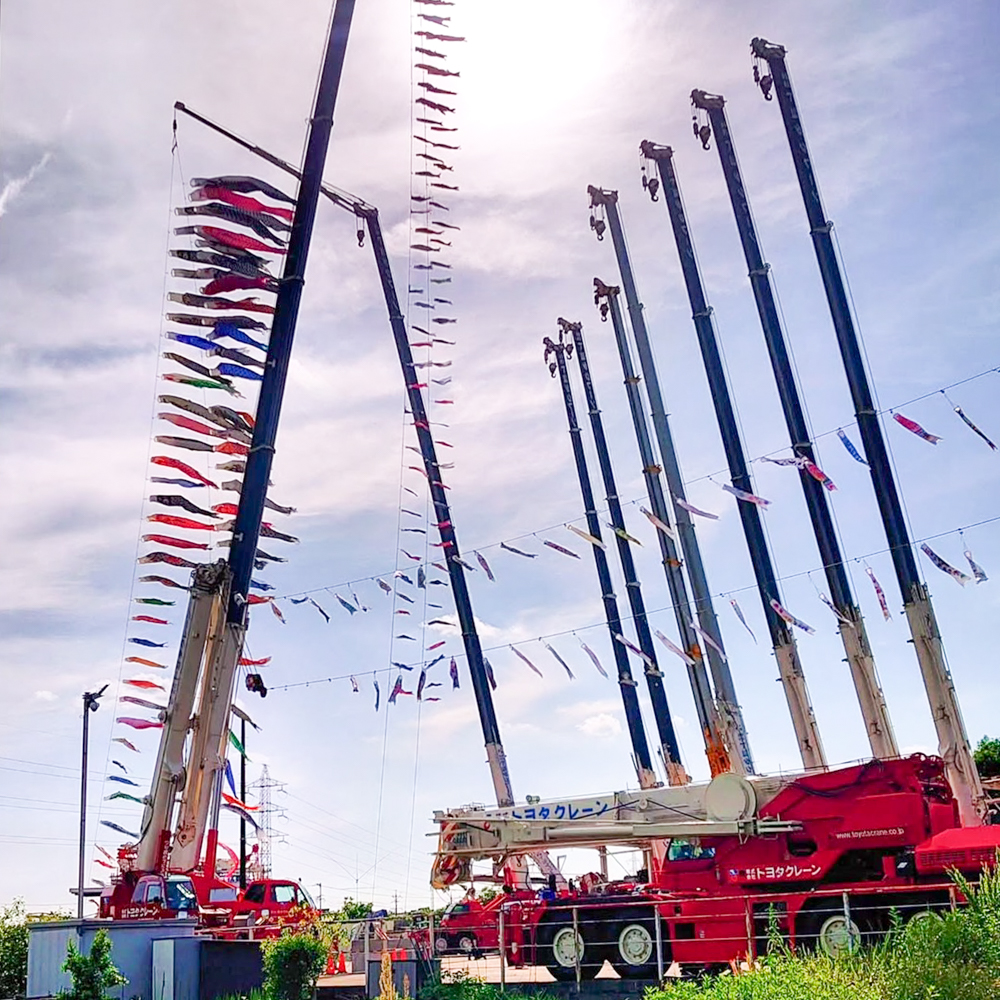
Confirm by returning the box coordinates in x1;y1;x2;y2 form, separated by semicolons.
314;878;966;989
484;879;964;989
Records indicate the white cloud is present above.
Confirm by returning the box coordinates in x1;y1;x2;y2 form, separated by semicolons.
0;152;51;218
577;713;622;739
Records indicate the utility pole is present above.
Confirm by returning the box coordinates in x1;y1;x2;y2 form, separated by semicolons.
78;685;106;921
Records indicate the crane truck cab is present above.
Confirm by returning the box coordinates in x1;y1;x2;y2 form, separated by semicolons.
99;873;200;920
218;879;316;937
435;890;535;956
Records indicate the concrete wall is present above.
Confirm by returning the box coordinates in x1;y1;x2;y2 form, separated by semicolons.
27;920;197;1000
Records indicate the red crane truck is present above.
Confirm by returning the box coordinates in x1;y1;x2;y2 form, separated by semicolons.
432;754;1000;979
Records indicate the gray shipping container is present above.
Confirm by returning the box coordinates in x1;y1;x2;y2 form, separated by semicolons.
27;920;197;1000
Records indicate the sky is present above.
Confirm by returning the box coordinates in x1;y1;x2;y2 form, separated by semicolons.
2;0;999;915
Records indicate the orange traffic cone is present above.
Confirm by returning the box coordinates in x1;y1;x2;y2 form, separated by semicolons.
325;953;337;975
337;952;347;974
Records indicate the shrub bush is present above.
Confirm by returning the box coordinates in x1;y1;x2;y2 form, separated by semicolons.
262;933;327;1000
0;900;29;999
57;929;127;1000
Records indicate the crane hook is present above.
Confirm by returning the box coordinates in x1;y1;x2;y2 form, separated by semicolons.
640;161;660;203
753;63;774;101
589;213;606;241
693;118;712;151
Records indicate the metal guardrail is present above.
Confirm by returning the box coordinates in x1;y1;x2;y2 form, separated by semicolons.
317;878;964;990
486;881;962;988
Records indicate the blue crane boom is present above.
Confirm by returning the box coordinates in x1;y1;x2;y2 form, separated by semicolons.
749;38;983;823
547;320;686;785
637;142;826;771
137;0;357;876
587;187;752;776
590;284;748;777
690;88;899;765
227;0;355;624
542;327;659;790
171;100;570;887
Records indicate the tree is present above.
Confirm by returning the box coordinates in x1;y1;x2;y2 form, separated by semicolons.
0;900;29;999
339;898;372;922
975;736;1000;779
58;929;127;1000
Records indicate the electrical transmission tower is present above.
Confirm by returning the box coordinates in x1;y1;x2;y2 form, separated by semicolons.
247;765;287;878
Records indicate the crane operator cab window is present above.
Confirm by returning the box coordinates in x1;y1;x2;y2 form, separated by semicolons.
243;883;268;904
272;882;314;907
667;838;715;862
273;884;297;905
165;877;198;913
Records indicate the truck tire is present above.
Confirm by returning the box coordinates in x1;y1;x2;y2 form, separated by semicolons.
456;932;478;956
610;919;663;979
796;906;861;958
536;919;602;981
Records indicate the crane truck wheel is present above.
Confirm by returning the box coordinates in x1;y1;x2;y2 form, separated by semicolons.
803;912;862;959
536;919;602;981
456;933;478;956
610;920;662;979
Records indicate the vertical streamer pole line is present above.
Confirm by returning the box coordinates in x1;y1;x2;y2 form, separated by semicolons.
749;40;982;820
593;282;750;776
545;325;686;786
635;145;827;771
169;108;519;814
586;188;738;749
541;333;659;791
686;93;898;763
226;0;356;624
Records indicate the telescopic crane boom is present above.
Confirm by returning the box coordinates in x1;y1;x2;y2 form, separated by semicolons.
637;143;827;771
587;189;753;775
172;99;567;888
542;332;659;790
689;89;898;764
135;0;357;876
594;281;752;776
545;322;687;786
749;37;983;824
